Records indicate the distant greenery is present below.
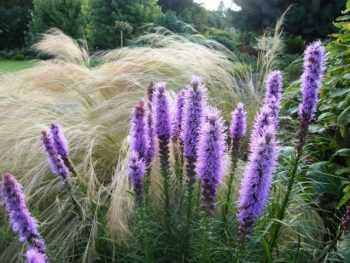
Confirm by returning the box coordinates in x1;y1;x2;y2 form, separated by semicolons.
0;0;32;49
230;0;345;40
31;0;85;40
87;0;162;49
0;60;35;73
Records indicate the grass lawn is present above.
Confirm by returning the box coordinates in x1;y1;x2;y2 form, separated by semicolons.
0;60;35;73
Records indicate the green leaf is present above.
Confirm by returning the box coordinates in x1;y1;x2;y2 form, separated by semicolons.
333;148;350;157
262;238;272;263
337;105;350;126
337;185;350;209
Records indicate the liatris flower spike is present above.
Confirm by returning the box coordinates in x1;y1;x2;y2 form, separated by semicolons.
130;100;148;161
50;123;76;175
264;71;283;124
153;82;172;222
223;103;247;228
196;109;226;214
230;103;247;148
299;40;326;126
128;153;146;204
182;76;206;184
0;173;47;256
172;89;186;142
238;126;278;239
41;130;69;181
50;123;69;158
269;41;326;255
145;82;155;167
26;247;48;263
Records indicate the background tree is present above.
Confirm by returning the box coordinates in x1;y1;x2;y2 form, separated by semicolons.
158;0;193;12
31;0;85;40
0;0;32;50
229;0;345;40
88;0;162;50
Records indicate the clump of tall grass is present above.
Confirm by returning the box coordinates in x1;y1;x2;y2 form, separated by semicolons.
0;37;331;262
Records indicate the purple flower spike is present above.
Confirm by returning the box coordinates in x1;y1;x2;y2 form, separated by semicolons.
299;40;326;125
264;71;283;105
26;248;48;263
196;109;226;213
238;126;278;238
0;173;47;254
50;123;69;159
41;130;69;180
230;103;247;146
128;153;146;202
172;89;186;142
145;82;155;166
265;71;283;124
249;105;273;149
130;101;148;160
154;82;171;141
182;76;206;160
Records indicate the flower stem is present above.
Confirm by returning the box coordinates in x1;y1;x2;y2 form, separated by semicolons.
269;121;308;255
223;144;239;236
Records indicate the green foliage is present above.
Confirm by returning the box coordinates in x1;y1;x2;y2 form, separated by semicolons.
0;0;32;49
88;0;162;50
229;0;345;40
31;0;85;40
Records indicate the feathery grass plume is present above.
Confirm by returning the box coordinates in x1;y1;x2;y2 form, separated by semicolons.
172;89;186;142
299;40;326;127
182;76;206;184
128;153;146;204
264;71;283;125
154;82;172;226
196;109;226;214
238;126;278;239
223;103;247;228
269;42;326;254
0;173;47;259
41;130;69;181
130;101;148;161
26;248;47;263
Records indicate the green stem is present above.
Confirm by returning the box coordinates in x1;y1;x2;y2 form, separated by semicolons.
269;122;308;256
159;138;171;234
184;158;196;260
223;145;239;236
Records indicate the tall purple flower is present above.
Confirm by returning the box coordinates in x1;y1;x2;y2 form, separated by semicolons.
264;71;283;124
0;173;47;255
50;123;76;175
299;40;326;125
172;89;186;142
182;76;206;184
238;126;278;238
145;82;155;166
196;109;226;213
50;123;69;158
128;153;146;203
26;248;47;263
41;130;69;181
154;82;172;214
249;105;273;149
130;101;148;160
154;82;171;141
230;103;247;147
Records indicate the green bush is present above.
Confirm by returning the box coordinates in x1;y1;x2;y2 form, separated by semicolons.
31;0;85;40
